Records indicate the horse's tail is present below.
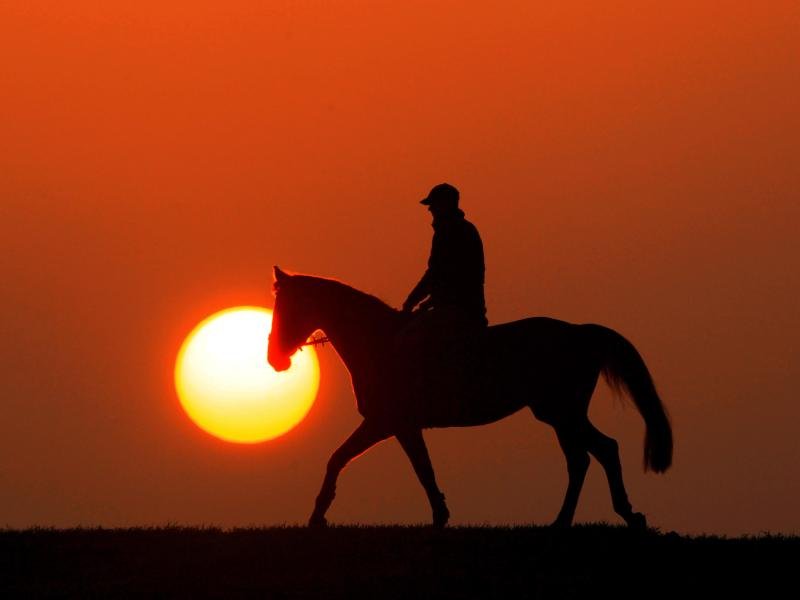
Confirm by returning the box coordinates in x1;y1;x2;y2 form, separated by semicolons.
596;326;673;473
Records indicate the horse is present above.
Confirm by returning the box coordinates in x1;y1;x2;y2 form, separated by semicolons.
267;266;672;529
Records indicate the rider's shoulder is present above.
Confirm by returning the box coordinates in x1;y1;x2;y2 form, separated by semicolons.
461;218;482;238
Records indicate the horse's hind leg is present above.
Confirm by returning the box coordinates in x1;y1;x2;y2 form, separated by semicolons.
584;421;647;529
309;419;392;527
552;422;591;527
396;429;449;527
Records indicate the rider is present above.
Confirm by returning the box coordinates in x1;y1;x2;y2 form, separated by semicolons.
402;183;488;335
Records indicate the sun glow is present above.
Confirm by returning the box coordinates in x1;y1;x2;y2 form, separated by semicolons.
175;307;320;443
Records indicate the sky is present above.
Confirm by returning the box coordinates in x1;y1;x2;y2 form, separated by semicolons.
1;1;798;536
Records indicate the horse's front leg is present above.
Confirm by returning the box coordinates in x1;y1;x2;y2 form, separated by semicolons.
309;419;392;527
396;429;450;527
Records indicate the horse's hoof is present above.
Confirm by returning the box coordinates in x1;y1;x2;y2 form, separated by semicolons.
625;512;647;530
308;515;328;529
432;505;450;528
549;518;572;529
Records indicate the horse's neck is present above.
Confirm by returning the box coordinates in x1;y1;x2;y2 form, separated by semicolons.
313;283;393;374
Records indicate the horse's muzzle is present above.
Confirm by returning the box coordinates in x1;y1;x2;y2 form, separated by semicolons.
268;351;292;372
267;333;291;371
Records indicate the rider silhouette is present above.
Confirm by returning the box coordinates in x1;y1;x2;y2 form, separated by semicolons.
403;183;488;328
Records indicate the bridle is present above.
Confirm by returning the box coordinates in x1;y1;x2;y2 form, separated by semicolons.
299;332;330;348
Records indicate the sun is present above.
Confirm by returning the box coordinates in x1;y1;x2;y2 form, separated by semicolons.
175;307;320;443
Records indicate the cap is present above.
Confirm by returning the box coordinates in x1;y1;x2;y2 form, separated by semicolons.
420;183;459;207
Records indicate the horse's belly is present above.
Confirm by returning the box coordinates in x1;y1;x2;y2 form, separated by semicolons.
406;365;528;428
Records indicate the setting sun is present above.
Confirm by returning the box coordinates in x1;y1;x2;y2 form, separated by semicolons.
175;307;320;443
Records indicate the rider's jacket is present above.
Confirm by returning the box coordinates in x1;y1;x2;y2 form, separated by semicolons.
404;208;487;327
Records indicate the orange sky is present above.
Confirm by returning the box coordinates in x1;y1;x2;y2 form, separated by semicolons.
1;1;798;535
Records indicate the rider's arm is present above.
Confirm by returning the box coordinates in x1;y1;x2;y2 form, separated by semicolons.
403;269;432;312
403;229;443;312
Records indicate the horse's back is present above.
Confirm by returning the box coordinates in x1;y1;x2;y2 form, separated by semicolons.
484;317;588;372
378;315;608;429
487;316;575;347
414;317;597;427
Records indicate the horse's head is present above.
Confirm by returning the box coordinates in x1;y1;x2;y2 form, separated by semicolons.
268;266;318;372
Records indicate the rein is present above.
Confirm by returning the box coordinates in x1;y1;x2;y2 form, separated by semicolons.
300;332;330;348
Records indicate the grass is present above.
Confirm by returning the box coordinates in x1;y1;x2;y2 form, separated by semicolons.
1;524;797;598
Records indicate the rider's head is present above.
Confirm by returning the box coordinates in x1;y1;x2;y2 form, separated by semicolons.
420;183;459;217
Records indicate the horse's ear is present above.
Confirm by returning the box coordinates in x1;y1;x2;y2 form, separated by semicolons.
274;265;289;283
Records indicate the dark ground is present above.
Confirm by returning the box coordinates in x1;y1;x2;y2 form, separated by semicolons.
1;525;797;599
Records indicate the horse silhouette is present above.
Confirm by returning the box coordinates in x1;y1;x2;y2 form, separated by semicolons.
268;267;672;529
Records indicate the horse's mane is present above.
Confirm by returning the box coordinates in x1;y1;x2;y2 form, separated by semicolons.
291;274;403;324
